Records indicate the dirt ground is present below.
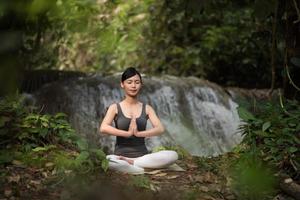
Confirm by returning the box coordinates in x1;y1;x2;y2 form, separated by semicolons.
1;154;238;200
106;158;236;200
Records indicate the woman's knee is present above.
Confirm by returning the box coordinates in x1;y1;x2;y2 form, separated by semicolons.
159;150;178;162
151;150;178;167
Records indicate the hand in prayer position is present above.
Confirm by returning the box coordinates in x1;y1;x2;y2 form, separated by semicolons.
128;116;138;136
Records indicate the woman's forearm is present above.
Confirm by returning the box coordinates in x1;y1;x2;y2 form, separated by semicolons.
100;124;130;137
135;126;164;137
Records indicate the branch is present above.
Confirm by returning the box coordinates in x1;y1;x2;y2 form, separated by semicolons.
285;63;300;91
268;1;278;97
279;89;299;119
292;0;300;23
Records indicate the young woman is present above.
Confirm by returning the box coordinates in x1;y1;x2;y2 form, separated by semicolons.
99;67;178;174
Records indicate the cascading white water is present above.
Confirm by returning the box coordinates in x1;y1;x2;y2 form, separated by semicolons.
33;74;242;156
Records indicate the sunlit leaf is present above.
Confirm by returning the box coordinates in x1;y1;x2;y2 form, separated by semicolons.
101;159;109;172
237;107;256;121
32;146;47;152
55;113;68;119
91;149;106;159
75;151;90;162
288;147;298;153
262;121;271;132
76;139;89;151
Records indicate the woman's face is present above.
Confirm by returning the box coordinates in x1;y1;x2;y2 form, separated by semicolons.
121;74;142;97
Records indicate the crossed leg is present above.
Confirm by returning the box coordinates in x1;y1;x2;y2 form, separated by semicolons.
106;150;178;174
134;150;178;168
106;154;144;174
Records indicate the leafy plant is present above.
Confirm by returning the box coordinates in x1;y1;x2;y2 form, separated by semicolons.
230;151;277;200
237;100;300;178
152;145;189;159
0;93;108;173
130;175;151;189
0;95;76;149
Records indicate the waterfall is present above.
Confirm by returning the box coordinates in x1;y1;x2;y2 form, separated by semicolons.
32;74;242;156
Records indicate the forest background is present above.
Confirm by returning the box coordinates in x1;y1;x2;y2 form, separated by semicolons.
0;0;300;200
1;0;300;95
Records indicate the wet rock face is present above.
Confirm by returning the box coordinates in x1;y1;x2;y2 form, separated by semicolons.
32;74;242;156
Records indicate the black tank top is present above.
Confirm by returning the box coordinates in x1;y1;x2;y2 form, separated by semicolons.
113;103;149;158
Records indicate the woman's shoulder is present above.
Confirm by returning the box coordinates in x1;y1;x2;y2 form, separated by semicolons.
145;103;154;114
107;103;118;114
108;102;118;108
144;103;151;108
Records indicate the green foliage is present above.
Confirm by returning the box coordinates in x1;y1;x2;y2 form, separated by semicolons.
0;93;108;173
0;94;76;149
130;175;151;189
237;100;300;178
48;0;105;71
0;150;15;164
3;0;299;91
152;145;189;159
237;107;256;121
22;146;108;174
196;156;218;173
182;189;198;200
89;0;154;73
230;152;277;200
140;0;274;87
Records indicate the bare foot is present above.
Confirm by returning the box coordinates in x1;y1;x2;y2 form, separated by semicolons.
118;156;134;165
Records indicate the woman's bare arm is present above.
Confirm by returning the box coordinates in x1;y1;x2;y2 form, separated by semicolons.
99;104;132;137
134;105;164;137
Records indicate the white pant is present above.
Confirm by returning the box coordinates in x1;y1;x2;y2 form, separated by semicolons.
106;150;178;174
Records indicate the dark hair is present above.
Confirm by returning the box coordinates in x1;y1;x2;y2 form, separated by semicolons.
121;67;142;82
